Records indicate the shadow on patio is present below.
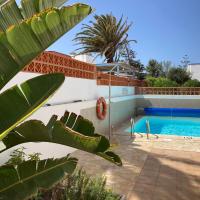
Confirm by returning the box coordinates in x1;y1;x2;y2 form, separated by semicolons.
71;131;200;200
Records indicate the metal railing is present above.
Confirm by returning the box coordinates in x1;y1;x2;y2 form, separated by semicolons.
136;87;200;95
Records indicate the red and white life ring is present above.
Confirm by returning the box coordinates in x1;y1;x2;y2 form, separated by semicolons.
96;97;107;120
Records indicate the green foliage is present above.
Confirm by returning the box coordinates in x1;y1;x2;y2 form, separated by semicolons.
6;147;42;165
118;45;145;80
133;60;146;80
146;59;164;78
153;78;178;87
167;67;191;85
28;153;42;162
14;0;68;20
2;112;122;166
0;1;122;200
6;147;26;165
65;169;121;200
74;14;132;63
0;73;64;141
32;169;121;200
146;77;178;87
6;150;120;200
179;54;190;68
183;79;200;87
0;2;92;90
160;60;175;76
0;156;78;200
146;76;157;87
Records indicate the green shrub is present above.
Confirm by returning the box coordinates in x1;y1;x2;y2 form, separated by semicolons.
6;147;26;165
153;78;178;87
146;76;157;86
146;77;178;87
183;79;200;87
65;169;121;200
31;169;121;200
8;149;121;200
167;67;191;85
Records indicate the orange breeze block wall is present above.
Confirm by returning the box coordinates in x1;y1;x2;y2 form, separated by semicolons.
24;51;145;86
96;72;146;86
24;51;96;80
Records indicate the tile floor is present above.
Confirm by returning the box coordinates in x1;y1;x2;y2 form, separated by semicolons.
71;122;200;200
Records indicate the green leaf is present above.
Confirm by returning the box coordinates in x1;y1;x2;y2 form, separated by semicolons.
0;0;8;5
3;112;122;166
0;156;77;200
0;73;65;140
37;0;69;13
52;0;69;7
0;3;92;90
0;0;23;30
21;0;37;19
2;0;68;21
6;21;41;64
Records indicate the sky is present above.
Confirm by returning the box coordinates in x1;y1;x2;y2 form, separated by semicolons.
16;0;200;66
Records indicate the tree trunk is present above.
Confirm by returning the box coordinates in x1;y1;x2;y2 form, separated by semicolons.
105;51;114;63
107;57;114;63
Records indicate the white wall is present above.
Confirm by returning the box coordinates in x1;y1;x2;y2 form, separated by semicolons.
187;64;200;80
73;54;94;64
0;95;135;165
1;72;98;103
0;71;135;165
97;86;134;99
1;71;135;104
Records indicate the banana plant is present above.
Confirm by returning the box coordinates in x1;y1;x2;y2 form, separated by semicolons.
0;156;78;200
0;0;122;199
0;0;92;89
2;111;122;165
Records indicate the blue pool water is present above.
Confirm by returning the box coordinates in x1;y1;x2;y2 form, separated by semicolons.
128;116;200;137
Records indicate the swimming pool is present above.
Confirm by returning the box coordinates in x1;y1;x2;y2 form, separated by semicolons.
127;116;200;137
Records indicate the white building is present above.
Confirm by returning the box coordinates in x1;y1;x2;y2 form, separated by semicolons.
72;54;95;64
187;63;200;80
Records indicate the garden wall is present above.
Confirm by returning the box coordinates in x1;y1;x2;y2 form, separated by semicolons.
30;96;136;133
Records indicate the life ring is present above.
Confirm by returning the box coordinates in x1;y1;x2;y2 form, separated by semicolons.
96;97;107;120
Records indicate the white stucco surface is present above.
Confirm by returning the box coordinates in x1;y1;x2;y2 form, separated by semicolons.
187;64;200;80
0;72;135;165
1;71;135;103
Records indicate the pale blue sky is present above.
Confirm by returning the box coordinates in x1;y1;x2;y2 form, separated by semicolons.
16;0;200;65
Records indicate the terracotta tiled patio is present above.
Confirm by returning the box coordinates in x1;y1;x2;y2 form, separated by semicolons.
71;122;200;200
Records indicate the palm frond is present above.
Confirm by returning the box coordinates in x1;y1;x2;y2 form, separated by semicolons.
74;14;133;63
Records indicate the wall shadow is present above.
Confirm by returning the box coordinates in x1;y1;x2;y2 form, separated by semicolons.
72;134;200;200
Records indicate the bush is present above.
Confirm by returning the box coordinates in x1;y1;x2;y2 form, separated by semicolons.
183;79;200;87
8;150;121;200
65;169;121;200
153;78;178;87
30;169;121;200
146;77;178;87
146;76;157;86
167;67;191;85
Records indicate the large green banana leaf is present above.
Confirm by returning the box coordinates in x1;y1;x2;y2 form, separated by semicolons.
0;155;77;200
0;0;69;29
2;111;122;166
0;2;92;90
21;0;69;19
0;73;64;140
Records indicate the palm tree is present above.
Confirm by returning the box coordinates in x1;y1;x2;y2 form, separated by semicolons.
74;14;133;63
